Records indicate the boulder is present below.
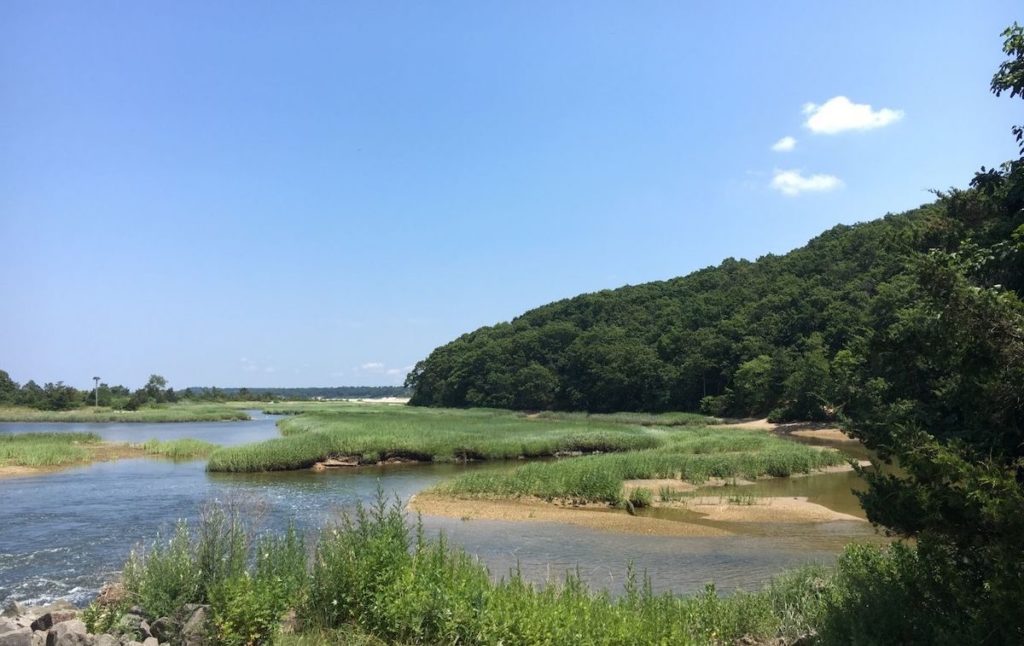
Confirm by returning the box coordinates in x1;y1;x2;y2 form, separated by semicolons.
91;636;116;646
0;619;20;635
0;627;32;646
43;619;92;646
141;638;157;646
30;613;77;633
147;619;175;644
179;606;209;646
1;602;26;619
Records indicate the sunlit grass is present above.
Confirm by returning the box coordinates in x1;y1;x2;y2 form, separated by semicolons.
0;432;102;467
207;407;661;472
109;492;833;645
139;438;219;460
437;428;848;504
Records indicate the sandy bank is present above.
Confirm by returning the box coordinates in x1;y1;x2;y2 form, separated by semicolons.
408;493;733;537
720;418;857;443
674;496;866;523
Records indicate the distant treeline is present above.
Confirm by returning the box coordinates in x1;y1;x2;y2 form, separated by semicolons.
0;372;184;411
0;371;411;411
183;386;411;401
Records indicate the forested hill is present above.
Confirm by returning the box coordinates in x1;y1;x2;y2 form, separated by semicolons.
406;163;1023;420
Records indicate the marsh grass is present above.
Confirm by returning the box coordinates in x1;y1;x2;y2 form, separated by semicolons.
0;403;249;423
139;438;219;460
534;410;720;427
438;429;847;504
0;431;102;467
207;407;661;472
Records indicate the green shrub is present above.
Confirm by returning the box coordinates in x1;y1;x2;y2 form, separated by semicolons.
628;487;653;508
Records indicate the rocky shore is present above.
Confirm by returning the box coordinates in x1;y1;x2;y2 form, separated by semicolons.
0;593;209;646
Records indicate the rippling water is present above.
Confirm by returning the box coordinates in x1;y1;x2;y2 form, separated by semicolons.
0;413;879;606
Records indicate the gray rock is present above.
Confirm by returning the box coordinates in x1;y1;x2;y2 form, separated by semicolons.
2;602;26;619
91;636;116;646
0;627;32;646
31;631;46;646
30;612;78;633
140;638;157;646
146;619;174;644
179;606;209;646
44;619;92;646
136;622;149;641
0;619;20;635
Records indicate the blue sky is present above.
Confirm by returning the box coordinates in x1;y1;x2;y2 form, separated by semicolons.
1;2;1020;389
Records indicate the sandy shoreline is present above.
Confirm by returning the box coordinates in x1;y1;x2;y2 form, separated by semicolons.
410;461;870;534
409;493;734;536
719;418;858;443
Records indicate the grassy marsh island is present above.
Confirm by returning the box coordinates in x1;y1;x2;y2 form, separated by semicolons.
206;404;676;472
0;432;218;477
430;429;848;504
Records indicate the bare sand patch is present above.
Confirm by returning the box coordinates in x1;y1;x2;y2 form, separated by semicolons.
678;496;866;523
719;418;777;431
409;493;732;537
790;428;855;442
0;465;58;479
720;418;857;443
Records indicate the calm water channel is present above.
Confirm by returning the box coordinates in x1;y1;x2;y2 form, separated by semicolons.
0;412;880;607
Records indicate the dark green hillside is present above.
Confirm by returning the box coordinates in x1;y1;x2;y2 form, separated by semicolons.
407;189;1016;418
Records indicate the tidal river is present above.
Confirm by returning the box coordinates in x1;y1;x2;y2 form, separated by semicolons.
0;412;878;607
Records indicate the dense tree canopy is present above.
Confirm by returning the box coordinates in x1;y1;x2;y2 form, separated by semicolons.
407;198;970;419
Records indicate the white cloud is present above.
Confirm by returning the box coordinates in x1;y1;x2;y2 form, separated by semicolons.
802;96;903;134
360;362;385;371
770;169;843;196
771;136;797;152
385;365;414;377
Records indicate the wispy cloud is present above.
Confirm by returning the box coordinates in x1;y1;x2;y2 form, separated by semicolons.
771;136;796;152
770;169;843;196
802;96;903;134
356;361;412;382
385;365;414;377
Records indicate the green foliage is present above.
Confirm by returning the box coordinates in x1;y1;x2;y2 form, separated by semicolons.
298;491;830;645
123;521;204;619
815;540;1024;645
0;432;101;467
120;503;306;645
207;405;664;472
140;438;219;459
992;22;1024;154
438;428;846;503
627;487;653;508
406;192;960;417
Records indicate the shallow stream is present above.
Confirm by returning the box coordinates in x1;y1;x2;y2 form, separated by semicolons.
0;413;880;606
